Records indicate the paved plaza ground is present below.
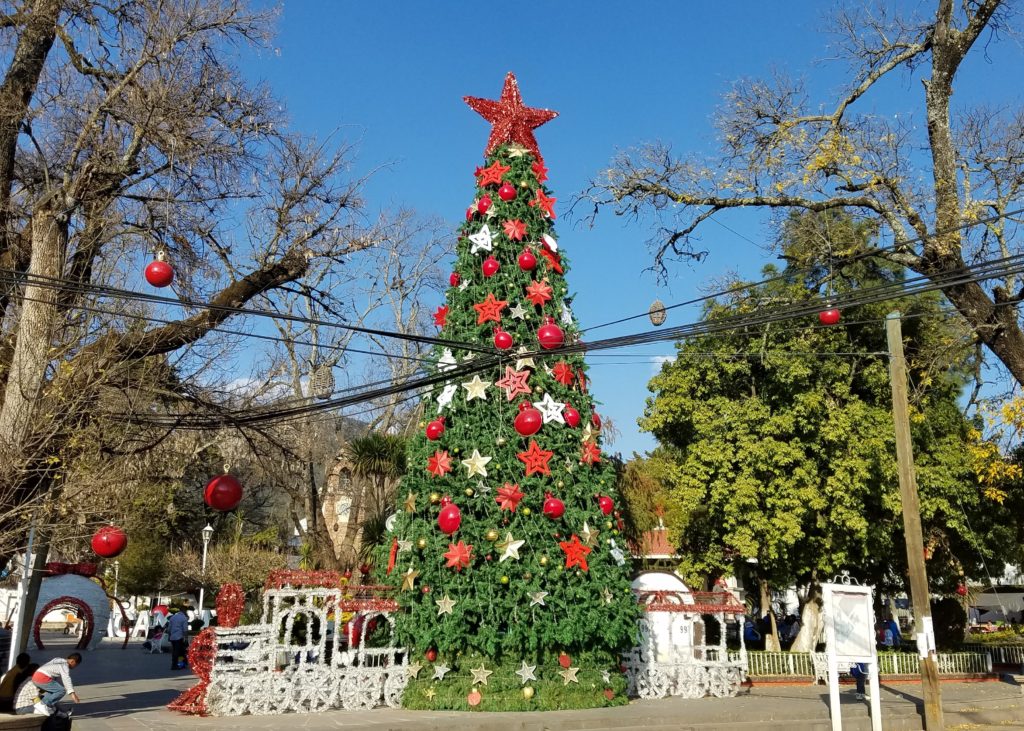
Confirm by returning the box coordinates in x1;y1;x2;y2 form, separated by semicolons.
11;634;1021;730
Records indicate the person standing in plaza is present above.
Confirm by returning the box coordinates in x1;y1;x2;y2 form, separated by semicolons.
31;653;81;716
166;607;190;670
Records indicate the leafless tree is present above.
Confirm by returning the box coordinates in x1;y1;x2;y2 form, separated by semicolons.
585;0;1024;384
0;0;384;563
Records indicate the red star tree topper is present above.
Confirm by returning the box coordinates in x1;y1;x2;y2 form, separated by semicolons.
464;72;558;164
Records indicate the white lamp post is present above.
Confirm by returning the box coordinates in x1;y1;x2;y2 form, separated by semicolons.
197;524;214;616
113;560;120;597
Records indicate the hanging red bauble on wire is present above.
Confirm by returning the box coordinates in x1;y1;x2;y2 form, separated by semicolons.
425;648;438;663
450;272;461;287
543;493;565;520
91;525;128;558
494;328;513;350
819;307;841;326
598;495;614;516
514;402;542;437
592;412;602;430
537;317;564;350
518;249;537;271
204;473;244;512
426;417;446;441
956;584;968;597
144;251;174;288
482;256;500;278
477;196;492;214
438;497;461;535
563;404;580;428
498;182;517;201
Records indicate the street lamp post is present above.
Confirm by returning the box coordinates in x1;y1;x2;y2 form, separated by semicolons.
113;560;120;597
197;524;214;619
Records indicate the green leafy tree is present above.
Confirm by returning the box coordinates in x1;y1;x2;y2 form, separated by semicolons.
383;75;638;711
642;211;1010;650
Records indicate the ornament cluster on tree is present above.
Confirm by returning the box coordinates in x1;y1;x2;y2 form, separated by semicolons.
382;73;635;712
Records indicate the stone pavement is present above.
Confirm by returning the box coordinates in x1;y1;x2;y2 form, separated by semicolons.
25;634;1023;731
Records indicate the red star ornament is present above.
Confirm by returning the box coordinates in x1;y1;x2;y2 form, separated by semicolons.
581;441;601;465
443;540;473;571
525;279;553;307
433;305;448;327
473;293;508;324
529;189;557;219
552;362;575;386
495;482;525;512
559;534;592;572
427;450;452;478
503;218;527;241
531;160;548;183
538;246;563;274
517;439;553;477
464;72;559;164
495;366;532;401
478;161;510;187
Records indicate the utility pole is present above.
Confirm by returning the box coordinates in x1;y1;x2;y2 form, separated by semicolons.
886;312;944;730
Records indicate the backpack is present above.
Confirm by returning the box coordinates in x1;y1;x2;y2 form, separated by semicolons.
42;709;73;731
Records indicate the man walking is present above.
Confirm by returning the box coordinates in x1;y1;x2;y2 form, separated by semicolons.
31;652;81;716
166;607;189;670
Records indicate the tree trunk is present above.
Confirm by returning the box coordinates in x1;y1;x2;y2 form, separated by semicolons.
760;578;781;652
791;582;823;652
0;202;67;464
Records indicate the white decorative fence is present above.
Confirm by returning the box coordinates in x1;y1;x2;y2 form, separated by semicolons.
730;651;992;678
960;643;1024;666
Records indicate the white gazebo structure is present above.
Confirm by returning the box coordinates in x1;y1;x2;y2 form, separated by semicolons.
624;571;748;699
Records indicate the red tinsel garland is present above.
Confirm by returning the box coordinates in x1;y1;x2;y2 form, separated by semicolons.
166;627;217;716
44;562;97;577
215;583;244;628
637;590;745;615
264;569;342;589
33;597;94;650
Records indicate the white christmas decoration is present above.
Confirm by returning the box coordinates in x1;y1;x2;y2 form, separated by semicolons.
509;302;528;319
497;532;525;562
470;664;493;685
436;383;457;413
461;449;492;478
515;661;537;684
532;393;565;425
435;594;456;616
468;224;494;254
529;591;547;607
542;233;558;251
461;375;491;401
437;349;457;371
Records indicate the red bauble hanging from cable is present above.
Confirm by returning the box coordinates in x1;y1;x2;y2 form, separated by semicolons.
144;251;174;288
91;525;128;558
497;182;517;201
477;196;492;214
482;256;500;278
542;493;565;520
563;404;580;428
597;495;614;516
449;272;461;287
514;401;542;436
493;328;514;350
518;249;537;271
204;473;244;511
819;307;841;325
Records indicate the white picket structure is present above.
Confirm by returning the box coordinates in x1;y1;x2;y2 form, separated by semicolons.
960;643;1024;665
732;650;992;677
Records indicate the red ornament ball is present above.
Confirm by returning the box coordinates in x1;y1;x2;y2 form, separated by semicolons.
497;182;517;201
518;249;537;271
592;412;602;430
482;256;500;278
598;495;614;516
604;688;615;700
514;402;543;437
360;562;372;575
144;258;174;288
558;652;572;668
819;308;841;326
438;497;462;535
467;689;482;707
477;196;492;214
343;569;353;579
426;417;446;441
494;328;513;350
91;525;128;558
425;648;438;663
543;493;565;520
563;404;581;428
537;317;564;350
956;584;968;597
204;473;243;512
450;272;461;287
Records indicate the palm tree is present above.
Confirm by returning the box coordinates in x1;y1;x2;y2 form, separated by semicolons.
335;432;406;570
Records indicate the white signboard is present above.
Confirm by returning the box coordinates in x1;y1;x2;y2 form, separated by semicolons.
822;582;881;731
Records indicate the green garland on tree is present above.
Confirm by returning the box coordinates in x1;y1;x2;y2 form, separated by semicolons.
381;73;639;711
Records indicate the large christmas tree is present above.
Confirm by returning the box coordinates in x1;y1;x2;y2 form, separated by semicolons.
384;73;638;711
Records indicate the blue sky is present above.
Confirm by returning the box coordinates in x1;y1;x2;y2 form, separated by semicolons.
239;2;1024;456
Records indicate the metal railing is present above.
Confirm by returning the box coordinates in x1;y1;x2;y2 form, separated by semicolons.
960;643;1024;665
734;650;992;677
